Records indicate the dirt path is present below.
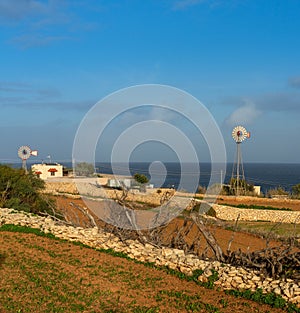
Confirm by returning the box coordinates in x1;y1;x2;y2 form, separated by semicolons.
0;231;287;313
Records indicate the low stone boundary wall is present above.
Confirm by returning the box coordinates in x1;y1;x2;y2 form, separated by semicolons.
1;208;300;307
45;182;79;195
213;205;300;224
45;181;300;224
45;181;172;206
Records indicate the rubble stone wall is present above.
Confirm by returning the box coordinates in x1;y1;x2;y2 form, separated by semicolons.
213;204;300;224
44;181;300;223
1;208;299;307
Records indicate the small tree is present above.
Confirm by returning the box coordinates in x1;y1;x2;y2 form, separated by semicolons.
197;185;207;194
0;165;54;214
229;178;255;196
291;183;300;198
133;173;149;185
74;162;94;177
266;187;289;198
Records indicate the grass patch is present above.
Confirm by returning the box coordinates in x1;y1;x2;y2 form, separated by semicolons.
193;196;204;200
225;221;300;239
156;290;206;312
221;203;292;211
0;224;57;239
226;288;300;313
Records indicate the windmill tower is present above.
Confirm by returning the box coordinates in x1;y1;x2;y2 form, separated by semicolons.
231;126;250;196
18;146;38;172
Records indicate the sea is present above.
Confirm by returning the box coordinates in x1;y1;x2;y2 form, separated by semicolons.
93;162;300;194
7;161;300;194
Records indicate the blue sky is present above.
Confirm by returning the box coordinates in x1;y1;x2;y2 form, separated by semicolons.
1;0;300;164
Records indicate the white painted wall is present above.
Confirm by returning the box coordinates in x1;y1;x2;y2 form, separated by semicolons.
31;163;63;180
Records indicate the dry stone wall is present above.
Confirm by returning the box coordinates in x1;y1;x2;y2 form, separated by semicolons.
213;204;300;224
44;181;170;206
45;181;300;224
1;208;300;307
44;182;79;195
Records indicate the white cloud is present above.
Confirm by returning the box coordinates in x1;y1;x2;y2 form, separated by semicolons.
0;0;99;48
10;33;73;49
0;81;60;96
0;0;50;20
0;80;94;111
222;90;300;114
225;99;261;126
256;92;300;112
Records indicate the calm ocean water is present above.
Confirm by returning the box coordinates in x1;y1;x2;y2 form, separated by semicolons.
94;162;300;194
8;161;300;194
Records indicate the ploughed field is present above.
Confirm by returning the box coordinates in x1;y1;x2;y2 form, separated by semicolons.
1;194;299;312
0;230;288;313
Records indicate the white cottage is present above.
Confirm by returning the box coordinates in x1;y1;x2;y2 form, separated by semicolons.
31;163;63;180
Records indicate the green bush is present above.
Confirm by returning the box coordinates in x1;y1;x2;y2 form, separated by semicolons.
292;184;300;199
190;203;216;217
206;206;217;217
133;173;149;184
229;178;255;196
0;165;54;215
222;203;291;211
225;288;300;312
267;187;289;198
198;185;207;194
